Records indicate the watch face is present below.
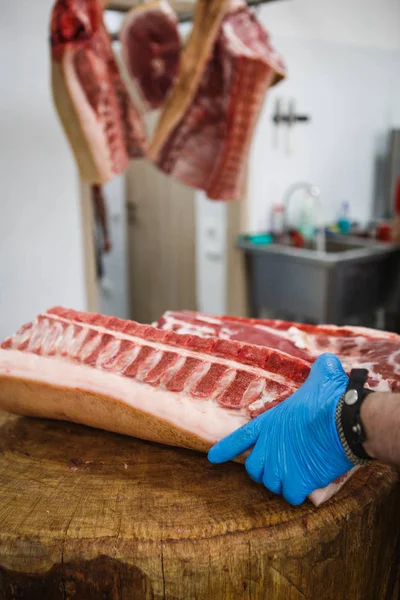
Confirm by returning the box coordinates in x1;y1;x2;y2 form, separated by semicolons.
344;389;358;406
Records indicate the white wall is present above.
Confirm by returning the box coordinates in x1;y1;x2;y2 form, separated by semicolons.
197;0;400;314
0;0;86;340
249;37;400;230
263;0;400;49
248;0;400;230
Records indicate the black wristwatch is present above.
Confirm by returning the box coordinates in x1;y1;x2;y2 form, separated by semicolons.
335;368;375;465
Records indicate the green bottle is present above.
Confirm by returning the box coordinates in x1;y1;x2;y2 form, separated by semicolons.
338;201;351;234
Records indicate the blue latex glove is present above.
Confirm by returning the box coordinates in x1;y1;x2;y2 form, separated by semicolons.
208;353;354;505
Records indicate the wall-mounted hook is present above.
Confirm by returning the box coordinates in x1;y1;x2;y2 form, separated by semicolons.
273;98;282;149
272;110;311;125
272;98;311;153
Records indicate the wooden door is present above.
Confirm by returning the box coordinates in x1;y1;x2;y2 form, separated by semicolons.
125;159;197;324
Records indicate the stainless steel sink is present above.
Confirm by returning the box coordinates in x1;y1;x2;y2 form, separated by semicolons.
304;237;375;254
237;234;400;324
238;234;392;261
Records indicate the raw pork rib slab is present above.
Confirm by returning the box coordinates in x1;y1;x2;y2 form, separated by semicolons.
154;310;400;392
50;0;147;184
148;0;286;201
119;0;181;111
0;307;337;506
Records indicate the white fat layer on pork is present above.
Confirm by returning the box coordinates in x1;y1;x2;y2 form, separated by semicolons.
154;314;219;337
63;49;114;182
0;349;249;443
254;323;314;354
320;325;398;340
184;314;222;326
154;313;238;340
340;360;392;391
309;467;360;506
388;349;400;370
287;327;309;350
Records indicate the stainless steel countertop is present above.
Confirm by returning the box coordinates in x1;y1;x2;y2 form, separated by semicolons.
236;235;398;268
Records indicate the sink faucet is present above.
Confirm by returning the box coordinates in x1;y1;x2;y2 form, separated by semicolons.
281;182;325;252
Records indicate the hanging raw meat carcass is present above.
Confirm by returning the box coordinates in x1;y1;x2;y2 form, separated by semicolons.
119;0;181;111
148;0;286;201
50;0;147;184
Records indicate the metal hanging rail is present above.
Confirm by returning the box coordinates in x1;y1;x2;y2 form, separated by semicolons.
107;0;284;21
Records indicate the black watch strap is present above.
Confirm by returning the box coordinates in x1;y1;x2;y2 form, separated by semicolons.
335;368;374;465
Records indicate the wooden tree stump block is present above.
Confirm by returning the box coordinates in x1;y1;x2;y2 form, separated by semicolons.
0;410;399;599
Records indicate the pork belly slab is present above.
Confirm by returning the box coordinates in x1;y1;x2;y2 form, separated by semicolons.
50;0;147;184
0;307;374;506
148;0;286;201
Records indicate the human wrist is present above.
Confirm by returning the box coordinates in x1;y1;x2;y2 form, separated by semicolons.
334;370;375;465
359;392;385;460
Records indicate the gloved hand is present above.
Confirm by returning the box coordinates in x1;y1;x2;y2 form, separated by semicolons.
208;353;354;505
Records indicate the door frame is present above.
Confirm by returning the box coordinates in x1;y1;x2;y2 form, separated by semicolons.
80;179;98;313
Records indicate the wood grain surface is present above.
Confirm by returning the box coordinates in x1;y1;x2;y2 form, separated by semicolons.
0;410;399;599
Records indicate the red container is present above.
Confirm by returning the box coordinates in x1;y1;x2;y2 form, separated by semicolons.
376;223;392;242
395;176;400;215
288;230;305;248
